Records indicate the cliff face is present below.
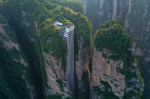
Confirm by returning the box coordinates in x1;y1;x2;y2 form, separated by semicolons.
91;48;143;99
0;0;92;99
78;0;150;98
91;48;125;99
44;52;71;97
21;9;72;98
75;39;91;98
0;15;34;99
84;0;129;32
92;21;144;99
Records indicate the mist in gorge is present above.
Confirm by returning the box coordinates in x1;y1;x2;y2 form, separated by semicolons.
0;0;150;99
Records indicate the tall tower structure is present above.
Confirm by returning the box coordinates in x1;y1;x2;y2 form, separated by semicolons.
53;21;75;95
66;25;75;95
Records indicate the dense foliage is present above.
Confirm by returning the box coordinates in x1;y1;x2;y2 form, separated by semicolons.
39;18;67;71
20;0;91;71
94;20;133;60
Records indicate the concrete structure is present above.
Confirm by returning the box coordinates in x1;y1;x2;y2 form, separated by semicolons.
53;21;74;38
53;21;75;95
53;21;63;26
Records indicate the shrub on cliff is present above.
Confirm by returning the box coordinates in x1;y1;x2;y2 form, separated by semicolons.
94;20;133;60
94;20;144;99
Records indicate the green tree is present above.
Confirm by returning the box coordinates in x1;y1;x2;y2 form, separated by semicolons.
94;20;133;60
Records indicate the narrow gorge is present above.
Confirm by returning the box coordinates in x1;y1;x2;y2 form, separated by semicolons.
0;0;148;99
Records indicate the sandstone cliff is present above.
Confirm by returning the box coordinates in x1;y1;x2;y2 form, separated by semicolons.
78;0;150;98
91;48;143;99
91;21;144;99
91;48;125;99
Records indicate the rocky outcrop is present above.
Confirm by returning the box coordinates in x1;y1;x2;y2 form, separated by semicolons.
44;52;71;98
91;48;125;98
90;48;144;99
90;20;144;99
44;53;65;80
91;49;125;99
3;40;19;51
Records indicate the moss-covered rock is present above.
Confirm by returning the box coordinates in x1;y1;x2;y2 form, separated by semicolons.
92;21;144;99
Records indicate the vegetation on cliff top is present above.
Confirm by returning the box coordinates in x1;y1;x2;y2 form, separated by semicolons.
94;20;133;60
0;0;92;98
20;0;91;71
84;0;150;98
94;20;144;99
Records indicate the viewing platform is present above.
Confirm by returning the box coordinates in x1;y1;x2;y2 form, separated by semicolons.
53;21;74;38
